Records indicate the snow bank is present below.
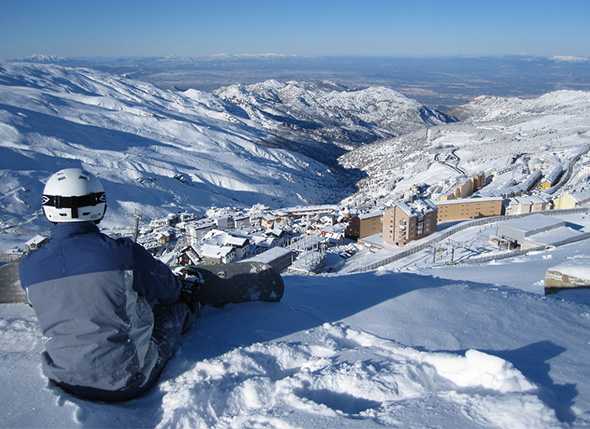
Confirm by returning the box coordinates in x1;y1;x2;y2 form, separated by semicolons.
421;349;535;393
548;258;590;282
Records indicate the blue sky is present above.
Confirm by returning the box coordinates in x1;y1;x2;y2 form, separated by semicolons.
1;0;589;59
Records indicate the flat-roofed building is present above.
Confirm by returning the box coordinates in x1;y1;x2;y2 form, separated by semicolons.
439;173;487;201
530;194;552;212
505;194;551;215
383;199;437;246
345;210;383;240
497;213;565;243
455;177;474;199
436;197;504;223
186;219;216;247
553;190;590;209
261;213;276;230
215;215;234;230
233;214;251;229
245;247;294;273
274;205;338;219
496;213;587;249
472;172;487;191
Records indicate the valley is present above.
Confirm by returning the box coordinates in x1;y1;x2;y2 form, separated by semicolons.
0;62;454;247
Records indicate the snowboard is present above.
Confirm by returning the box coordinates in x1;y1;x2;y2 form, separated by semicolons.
177;261;284;307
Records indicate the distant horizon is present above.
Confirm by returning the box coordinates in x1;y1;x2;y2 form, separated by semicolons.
5;53;590;62
1;0;589;59
4;53;587;109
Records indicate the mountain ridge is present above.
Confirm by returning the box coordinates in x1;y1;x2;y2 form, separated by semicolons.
215;79;455;151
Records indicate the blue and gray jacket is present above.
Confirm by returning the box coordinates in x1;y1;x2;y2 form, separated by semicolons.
19;222;181;391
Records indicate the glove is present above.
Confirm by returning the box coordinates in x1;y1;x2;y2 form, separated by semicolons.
179;278;200;314
175;266;205;314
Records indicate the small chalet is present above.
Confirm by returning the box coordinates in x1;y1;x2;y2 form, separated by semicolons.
198;244;236;264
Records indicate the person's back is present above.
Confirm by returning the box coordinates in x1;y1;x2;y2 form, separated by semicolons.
21;222;163;393
19;168;192;401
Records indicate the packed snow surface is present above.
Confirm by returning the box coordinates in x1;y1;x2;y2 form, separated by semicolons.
2;267;589;428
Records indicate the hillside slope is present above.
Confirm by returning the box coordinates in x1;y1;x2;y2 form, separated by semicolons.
341;90;590;208
215;80;454;154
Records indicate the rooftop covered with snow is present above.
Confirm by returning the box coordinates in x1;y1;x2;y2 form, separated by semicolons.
396;198;437;217
436;197;504;206
498;213;567;238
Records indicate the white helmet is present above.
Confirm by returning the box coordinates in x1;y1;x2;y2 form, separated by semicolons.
42;168;107;223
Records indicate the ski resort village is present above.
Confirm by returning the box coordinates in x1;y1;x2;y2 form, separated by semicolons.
2;61;590;428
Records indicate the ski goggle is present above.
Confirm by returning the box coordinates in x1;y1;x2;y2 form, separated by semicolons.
42;192;106;209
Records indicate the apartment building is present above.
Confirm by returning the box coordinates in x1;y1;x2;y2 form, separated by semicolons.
345;210;383;240
538;165;563;190
383;199;437;246
505;194;552;215
440;173;487;201
553;190;590;209
436;197;504;223
472;173;487;190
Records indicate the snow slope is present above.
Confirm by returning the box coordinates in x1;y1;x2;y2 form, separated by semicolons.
459;90;590;122
0;63;339;241
1;268;589;428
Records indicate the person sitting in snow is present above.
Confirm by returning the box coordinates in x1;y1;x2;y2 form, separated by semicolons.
19;168;283;402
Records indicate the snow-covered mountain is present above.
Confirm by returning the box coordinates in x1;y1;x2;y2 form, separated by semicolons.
215;80;454;153
455;90;590;121
0;63;453;242
0;62;336;232
19;54;67;64
342;90;590;208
